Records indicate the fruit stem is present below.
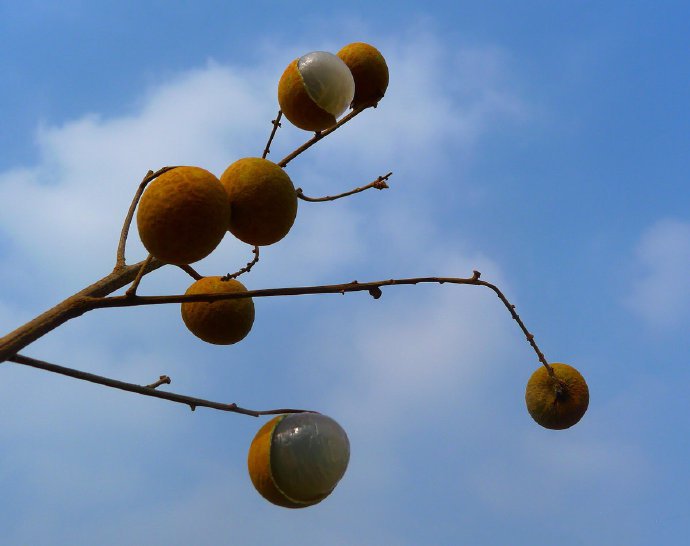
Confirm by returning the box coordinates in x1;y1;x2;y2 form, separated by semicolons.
552;376;567;399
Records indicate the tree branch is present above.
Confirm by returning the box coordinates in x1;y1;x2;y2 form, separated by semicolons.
125;253;153;296
91;271;553;374
177;264;203;281
0;258;164;362
278;105;371;168
297;172;391;202
2;269;552;377
146;375;172;389
8;354;311;417
1;268;554;416
222;246;260;281
262;110;283;159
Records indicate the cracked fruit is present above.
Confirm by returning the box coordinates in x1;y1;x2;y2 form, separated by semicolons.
278;51;355;131
247;413;350;508
220;157;298;246
337;42;389;109
136;166;229;265
181;277;254;345
525;362;589;430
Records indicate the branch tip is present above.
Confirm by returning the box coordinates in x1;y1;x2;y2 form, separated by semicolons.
223;246;260;280
146;375;172;389
298;171;393;202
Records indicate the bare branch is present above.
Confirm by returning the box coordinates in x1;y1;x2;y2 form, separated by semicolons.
90;272;552;373
8;354;312;417
278;105;371;168
222;246;260;280
297;172;392;202
262;110;283;159
1;269;552;376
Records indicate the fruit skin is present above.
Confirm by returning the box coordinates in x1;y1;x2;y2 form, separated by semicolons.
220;157;298;246
247;413;350;509
180;277;254;345
136;166;229;265
277;52;354;132
337;42;389;109
525;362;589;430
278;58;336;131
247;415;304;508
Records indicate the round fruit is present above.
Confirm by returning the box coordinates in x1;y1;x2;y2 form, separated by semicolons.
180;276;254;345
337;42;389;109
278;51;355;131
247;413;350;509
136;166;229;265
220;157;298;246
525;362;589;430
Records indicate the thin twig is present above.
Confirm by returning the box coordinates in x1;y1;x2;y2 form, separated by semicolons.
8;354;311;417
222;246;260;280
116;166;177;269
297;172;392;202
125;254;153;297
262;110;283;159
146;375;171;389
278;105;370;168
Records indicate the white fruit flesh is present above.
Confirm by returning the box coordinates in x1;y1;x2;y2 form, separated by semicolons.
298;51;355;118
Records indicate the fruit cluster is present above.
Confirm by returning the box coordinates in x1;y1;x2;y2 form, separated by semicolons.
133;42;389;508
136;159;295;346
278;43;389;131
133;41;589;509
136;42;390;349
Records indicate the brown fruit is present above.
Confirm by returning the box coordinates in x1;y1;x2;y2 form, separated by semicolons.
278;51;355;131
180;277;254;345
337;42;389;109
525;363;589;430
136;166;229;265
220;157;298;246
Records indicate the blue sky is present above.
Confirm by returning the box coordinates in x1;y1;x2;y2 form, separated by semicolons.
1;1;689;544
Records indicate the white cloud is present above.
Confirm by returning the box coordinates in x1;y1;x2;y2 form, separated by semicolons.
0;61;276;287
0;36;523;299
624;218;690;328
